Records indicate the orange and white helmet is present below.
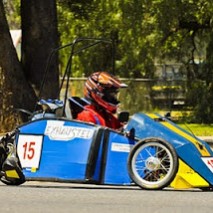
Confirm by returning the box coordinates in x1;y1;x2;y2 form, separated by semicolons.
84;72;127;113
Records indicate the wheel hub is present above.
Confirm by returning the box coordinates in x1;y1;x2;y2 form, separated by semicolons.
145;157;161;171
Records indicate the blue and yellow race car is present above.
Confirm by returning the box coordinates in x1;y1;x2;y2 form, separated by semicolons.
1;105;213;190
1;38;213;190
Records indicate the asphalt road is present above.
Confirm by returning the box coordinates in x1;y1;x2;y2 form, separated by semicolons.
0;181;213;213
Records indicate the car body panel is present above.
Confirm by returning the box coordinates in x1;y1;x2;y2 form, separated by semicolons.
16;118;135;185
125;113;213;187
13;112;213;189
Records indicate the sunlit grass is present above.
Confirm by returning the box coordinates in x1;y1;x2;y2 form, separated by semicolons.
157;110;213;136
178;124;213;136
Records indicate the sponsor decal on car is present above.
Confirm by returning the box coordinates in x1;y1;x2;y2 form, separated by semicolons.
201;157;213;173
111;142;133;152
44;120;94;141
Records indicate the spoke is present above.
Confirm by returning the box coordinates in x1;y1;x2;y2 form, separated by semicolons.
135;165;147;178
144;147;155;157
161;155;170;164
135;164;147;171
144;171;154;180
155;147;164;157
144;171;158;181
160;164;169;173
136;153;146;163
153;171;161;181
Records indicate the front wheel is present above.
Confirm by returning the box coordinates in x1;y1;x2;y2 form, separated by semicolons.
128;138;178;190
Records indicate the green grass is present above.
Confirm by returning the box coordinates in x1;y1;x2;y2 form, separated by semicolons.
178;123;213;136
156;110;213;136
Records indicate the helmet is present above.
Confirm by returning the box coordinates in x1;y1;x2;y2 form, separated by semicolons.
84;72;127;113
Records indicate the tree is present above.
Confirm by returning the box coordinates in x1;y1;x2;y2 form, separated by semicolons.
147;0;213;123
0;0;59;132
0;0;37;132
57;0;213;122
21;0;59;98
2;0;213;123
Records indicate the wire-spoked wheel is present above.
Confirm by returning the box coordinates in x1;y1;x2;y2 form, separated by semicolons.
128;138;178;190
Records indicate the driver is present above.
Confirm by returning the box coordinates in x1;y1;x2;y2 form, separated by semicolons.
76;71;127;130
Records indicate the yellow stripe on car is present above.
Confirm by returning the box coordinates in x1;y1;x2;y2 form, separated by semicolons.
147;113;211;156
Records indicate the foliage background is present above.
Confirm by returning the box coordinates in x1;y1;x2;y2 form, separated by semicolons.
4;0;213;124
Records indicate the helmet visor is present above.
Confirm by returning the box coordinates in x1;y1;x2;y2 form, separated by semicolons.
102;88;119;105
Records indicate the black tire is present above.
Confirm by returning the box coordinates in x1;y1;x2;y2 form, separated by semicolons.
199;187;213;191
128;138;178;190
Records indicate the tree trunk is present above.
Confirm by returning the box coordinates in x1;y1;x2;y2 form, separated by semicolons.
21;0;59;99
0;1;37;132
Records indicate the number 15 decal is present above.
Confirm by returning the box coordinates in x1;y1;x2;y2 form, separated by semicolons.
17;135;43;169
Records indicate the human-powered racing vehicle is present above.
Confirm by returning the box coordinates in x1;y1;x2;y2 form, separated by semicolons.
1;38;213;190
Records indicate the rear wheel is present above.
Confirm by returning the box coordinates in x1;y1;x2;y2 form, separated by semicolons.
128;138;178;190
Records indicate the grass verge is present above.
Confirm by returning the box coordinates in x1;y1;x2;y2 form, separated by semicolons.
178;123;213;136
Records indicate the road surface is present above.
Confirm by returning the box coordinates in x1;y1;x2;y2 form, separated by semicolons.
0;181;213;213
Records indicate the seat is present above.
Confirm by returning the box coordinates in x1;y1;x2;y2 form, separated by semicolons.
68;97;90;119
